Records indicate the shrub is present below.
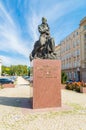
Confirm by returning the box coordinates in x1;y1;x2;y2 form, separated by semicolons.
75;86;80;92
66;82;81;92
66;83;75;90
61;72;67;84
65;81;86;92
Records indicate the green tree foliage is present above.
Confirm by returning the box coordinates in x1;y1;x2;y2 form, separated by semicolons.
61;71;67;84
2;66;10;75
2;65;28;76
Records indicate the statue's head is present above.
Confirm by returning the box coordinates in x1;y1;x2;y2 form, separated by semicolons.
42;17;47;24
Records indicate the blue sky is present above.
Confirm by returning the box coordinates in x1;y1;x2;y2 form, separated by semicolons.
0;0;86;66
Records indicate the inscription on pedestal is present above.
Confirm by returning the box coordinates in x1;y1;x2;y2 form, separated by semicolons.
36;65;59;79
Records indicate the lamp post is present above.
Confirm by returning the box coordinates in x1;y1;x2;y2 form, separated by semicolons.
0;59;2;77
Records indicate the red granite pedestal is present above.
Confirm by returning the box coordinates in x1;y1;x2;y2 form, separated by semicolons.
32;59;61;109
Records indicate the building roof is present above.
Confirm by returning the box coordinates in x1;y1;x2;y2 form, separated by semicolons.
80;17;86;26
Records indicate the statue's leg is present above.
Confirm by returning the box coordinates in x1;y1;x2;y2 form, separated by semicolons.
30;40;39;60
39;35;46;46
50;38;55;52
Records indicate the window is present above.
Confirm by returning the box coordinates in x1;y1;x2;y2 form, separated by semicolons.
85;44;86;48
77;39;80;45
84;34;86;39
77;49;80;55
74;72;76;78
75;32;78;36
76;32;78;35
84;25;86;30
73;42;76;48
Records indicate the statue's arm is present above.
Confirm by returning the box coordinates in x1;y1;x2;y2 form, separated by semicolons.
38;25;49;34
38;25;44;33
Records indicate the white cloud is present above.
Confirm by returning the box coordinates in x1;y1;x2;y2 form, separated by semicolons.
0;0;85;66
0;55;28;66
0;2;14;26
27;12;40;44
27;0;85;46
0;2;30;58
41;0;85;22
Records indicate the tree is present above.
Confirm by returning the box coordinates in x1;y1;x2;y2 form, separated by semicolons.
61;71;67;84
2;65;28;76
2;66;10;75
10;65;16;75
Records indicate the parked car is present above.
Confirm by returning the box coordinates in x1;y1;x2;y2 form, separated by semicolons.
0;78;14;84
9;76;17;82
26;77;30;81
23;76;29;79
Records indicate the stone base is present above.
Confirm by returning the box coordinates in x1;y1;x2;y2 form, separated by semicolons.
33;59;61;109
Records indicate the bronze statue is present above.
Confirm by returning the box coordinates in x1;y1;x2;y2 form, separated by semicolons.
30;17;57;61
38;17;50;46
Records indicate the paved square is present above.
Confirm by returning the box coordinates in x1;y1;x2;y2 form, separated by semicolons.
0;76;86;130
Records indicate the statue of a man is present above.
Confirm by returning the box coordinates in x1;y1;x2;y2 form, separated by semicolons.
38;17;50;46
29;17;57;61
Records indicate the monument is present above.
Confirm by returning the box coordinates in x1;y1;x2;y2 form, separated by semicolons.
30;17;61;109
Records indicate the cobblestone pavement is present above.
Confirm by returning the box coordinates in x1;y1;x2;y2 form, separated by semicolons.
0;76;86;130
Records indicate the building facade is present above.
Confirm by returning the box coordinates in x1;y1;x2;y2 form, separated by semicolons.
56;17;86;82
55;44;61;60
0;58;2;77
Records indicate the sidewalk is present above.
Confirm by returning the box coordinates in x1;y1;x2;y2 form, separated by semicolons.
0;76;86;130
